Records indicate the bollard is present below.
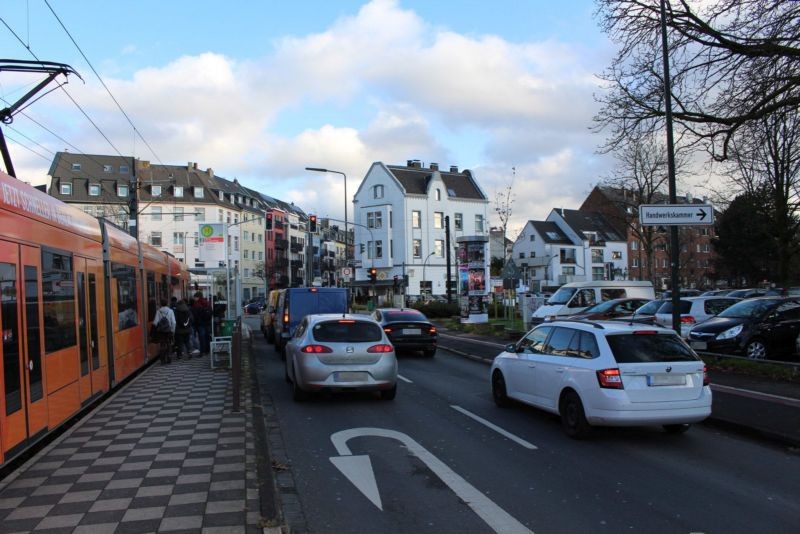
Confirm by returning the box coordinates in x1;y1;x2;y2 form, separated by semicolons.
232;317;241;412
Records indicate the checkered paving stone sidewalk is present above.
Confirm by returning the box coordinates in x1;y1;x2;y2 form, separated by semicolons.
0;354;262;534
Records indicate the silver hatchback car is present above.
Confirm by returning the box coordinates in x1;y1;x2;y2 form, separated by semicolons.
285;314;398;401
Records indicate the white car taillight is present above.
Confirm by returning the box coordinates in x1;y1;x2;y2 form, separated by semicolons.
596;368;623;389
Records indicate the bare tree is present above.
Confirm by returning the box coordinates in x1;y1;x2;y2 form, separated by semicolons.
600;131;688;286
494;167;516;262
594;0;800;161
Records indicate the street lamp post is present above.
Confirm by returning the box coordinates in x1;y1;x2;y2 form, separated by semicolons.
305;167;348;268
422;252;435;301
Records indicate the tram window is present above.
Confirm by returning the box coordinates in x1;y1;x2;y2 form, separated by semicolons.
88;274;100;370
42;250;77;353
24;266;43;402
113;263;138;331
1;263;22;415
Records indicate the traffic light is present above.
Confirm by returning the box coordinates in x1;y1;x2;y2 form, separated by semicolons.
128;196;138;215
309;214;317;233
265;212;273;230
360;243;365;254
393;274;399;288
368;267;377;282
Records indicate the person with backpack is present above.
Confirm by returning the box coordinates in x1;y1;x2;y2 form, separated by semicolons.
174;299;194;360
153;299;176;364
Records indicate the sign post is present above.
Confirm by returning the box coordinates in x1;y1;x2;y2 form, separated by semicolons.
639;204;714;226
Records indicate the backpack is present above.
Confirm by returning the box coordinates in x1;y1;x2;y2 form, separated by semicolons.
156;314;171;333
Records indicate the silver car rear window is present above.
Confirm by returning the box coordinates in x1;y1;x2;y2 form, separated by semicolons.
606;333;699;363
312;321;383;342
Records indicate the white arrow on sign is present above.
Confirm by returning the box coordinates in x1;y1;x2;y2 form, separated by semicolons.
329;427;533;534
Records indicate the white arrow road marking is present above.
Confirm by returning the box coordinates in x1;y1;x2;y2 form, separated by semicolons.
329;454;383;510
397;374;413;383
330;427;533;534
451;405;538;450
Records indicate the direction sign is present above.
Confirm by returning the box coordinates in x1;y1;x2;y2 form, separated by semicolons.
639;204;714;226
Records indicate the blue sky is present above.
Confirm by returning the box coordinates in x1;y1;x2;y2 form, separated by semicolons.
1;0;620;234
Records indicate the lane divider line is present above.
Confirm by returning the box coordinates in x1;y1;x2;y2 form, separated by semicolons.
711;383;800;407
397;374;413;383
451;405;538;450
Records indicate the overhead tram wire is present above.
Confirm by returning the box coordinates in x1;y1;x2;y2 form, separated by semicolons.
1;15;125;157
4;132;53;162
43;0;164;166
6;124;55;158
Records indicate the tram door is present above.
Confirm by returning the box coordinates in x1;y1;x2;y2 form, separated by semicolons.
75;257;103;403
0;241;47;462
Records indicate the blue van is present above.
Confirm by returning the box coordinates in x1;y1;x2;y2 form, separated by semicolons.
274;287;349;358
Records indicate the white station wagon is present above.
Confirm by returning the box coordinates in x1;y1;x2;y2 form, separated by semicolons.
490;320;712;438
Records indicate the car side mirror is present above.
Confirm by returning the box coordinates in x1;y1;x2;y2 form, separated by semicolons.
505;343;518;353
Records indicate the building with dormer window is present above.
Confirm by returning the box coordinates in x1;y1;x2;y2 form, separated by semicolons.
352;159;489;300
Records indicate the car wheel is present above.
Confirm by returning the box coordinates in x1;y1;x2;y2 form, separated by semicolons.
292;369;308;402
279;340;287;361
267;327;275;344
745;338;768;360
663;423;691;434
380;384;397;400
560;390;591;439
423;347;436;358
491;371;510;408
284;358;291;384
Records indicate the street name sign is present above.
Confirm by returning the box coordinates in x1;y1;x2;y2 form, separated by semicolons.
639;204;714;226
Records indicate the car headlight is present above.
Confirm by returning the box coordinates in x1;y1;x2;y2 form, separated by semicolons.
716;324;743;340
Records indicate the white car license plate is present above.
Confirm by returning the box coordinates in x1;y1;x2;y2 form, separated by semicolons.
403;328;421;335
335;371;367;383
690;341;707;350
648;374;687;386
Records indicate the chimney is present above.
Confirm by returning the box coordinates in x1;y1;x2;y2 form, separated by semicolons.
411;159;422;168
207;168;214;178
193;162;198;170
407;159;414;167
430;162;439;171
686;192;693;203
450;165;459;173
188;162;194;170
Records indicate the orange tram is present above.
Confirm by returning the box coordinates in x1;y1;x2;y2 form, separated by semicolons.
0;169;189;469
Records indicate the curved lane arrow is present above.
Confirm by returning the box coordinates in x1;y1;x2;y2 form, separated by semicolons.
329;427;533;534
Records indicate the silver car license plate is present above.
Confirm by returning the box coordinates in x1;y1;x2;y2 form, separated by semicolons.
690;341;707;350
648;374;687;386
403;328;421;335
335;371;368;383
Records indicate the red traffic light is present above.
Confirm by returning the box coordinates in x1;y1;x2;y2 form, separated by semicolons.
265;212;273;230
309;214;317;232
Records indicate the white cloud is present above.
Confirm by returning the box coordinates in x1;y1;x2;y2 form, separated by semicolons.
6;0;618;227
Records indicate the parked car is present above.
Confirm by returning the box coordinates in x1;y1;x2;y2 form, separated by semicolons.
243;297;265;315
726;288;768;299
661;289;703;299
614;299;664;325
372;308;438;357
700;289;734;297
654;296;741;338
765;287;800;297
490;320;711;438
566;298;652;321
284;314;397;401
274;287;349;358
532;280;655;323
687;297;800;360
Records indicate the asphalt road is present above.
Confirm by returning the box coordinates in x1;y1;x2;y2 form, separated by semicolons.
249;319;800;534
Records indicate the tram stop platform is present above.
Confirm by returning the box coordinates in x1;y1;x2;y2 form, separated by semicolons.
0;352;263;533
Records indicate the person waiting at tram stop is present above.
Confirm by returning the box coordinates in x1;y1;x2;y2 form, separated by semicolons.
152;299;176;364
174;299;195;360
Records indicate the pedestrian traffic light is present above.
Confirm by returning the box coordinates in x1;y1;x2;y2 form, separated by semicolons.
369;267;377;282
265;212;273;230
309;214;317;233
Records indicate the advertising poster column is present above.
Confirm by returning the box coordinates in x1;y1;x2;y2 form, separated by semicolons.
456;235;489;324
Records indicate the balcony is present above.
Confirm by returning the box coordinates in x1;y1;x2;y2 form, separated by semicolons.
275;220;285;229
290;259;303;270
290;242;304;253
275;238;288;250
273;258;288;269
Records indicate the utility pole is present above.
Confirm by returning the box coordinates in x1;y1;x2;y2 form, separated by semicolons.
445;215;452;303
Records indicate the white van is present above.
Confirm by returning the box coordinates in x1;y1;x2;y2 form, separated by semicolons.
532;281;655;323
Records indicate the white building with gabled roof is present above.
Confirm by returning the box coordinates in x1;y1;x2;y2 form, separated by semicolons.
352;159;489;300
